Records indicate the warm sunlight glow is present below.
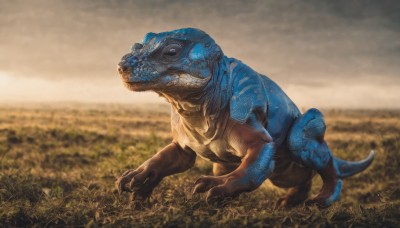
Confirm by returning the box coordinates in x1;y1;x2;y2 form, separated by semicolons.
0;72;161;103
1;71;399;108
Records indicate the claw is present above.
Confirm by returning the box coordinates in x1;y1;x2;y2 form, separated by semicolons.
121;169;134;177
129;177;137;190
193;174;251;204
192;176;225;195
193;176;206;185
117;183;122;194
205;187;222;203
206;185;232;202
116;169;140;193
117;178;131;194
116;178;126;194
193;182;207;194
205;185;236;205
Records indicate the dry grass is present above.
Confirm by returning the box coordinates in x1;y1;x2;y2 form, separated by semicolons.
0;104;399;227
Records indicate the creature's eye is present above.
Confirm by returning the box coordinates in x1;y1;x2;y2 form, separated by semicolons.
162;44;182;59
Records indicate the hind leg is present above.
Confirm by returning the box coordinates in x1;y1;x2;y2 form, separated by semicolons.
306;158;342;208
288;108;342;208
277;179;312;208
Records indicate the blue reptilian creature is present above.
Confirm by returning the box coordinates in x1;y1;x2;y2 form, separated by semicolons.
116;28;375;208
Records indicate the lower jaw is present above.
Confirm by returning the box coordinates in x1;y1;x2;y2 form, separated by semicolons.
124;82;150;91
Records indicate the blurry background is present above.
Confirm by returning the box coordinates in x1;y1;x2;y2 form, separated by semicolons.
0;0;399;109
1;2;400;226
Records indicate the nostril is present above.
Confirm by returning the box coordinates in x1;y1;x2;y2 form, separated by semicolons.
117;64;129;73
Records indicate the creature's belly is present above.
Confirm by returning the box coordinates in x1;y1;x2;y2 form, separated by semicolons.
269;148;314;188
269;161;314;188
172;113;242;164
184;139;242;163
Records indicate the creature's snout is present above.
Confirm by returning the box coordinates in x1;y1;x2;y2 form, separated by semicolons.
117;63;129;75
117;43;144;76
117;54;133;75
117;54;140;84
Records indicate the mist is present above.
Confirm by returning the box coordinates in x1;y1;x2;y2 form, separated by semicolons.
0;0;399;108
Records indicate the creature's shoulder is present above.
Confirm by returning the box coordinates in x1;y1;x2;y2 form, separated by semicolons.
228;59;270;124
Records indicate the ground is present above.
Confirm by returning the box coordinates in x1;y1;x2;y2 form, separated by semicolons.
0;103;399;227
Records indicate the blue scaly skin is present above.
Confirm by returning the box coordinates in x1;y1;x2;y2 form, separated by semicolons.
116;28;375;208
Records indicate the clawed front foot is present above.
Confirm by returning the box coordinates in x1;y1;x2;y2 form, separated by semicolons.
116;165;162;201
115;143;196;204
192;172;258;203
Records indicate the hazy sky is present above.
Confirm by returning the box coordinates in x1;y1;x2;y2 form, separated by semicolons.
0;0;399;108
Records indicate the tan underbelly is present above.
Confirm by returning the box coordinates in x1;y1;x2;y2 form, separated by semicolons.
185;140;241;163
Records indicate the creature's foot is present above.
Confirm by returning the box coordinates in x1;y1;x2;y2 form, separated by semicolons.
193;172;258;203
305;179;342;208
276;180;312;208
306;159;342;208
116;166;162;201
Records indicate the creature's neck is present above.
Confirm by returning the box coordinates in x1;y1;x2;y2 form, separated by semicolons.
158;57;232;133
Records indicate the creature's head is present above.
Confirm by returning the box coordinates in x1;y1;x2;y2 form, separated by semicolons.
117;28;223;93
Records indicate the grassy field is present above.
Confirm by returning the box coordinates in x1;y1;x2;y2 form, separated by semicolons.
0;103;399;227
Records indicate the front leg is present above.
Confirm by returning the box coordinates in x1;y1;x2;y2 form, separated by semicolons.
213;163;239;176
193;116;275;202
116;142;196;200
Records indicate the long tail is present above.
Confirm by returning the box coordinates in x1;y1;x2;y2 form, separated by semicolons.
335;150;375;179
